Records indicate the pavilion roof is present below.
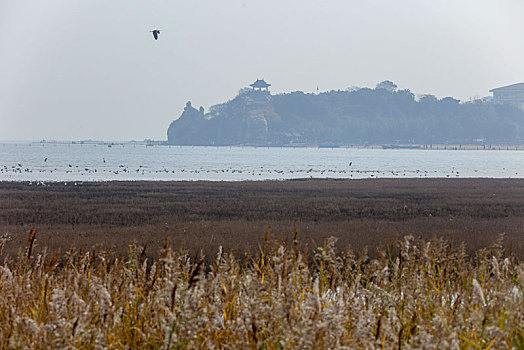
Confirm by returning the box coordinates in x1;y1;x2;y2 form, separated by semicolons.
250;79;271;88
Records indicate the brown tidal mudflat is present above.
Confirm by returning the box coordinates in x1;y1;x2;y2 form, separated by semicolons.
0;178;523;259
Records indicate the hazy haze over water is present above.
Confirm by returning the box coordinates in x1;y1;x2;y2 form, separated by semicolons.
1;0;523;141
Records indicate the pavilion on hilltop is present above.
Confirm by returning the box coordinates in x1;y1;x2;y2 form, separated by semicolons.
250;79;271;92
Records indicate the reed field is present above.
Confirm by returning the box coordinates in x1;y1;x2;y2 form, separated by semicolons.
0;229;523;348
0;179;523;348
1;179;523;259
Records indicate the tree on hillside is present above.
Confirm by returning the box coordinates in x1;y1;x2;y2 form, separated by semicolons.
376;80;398;92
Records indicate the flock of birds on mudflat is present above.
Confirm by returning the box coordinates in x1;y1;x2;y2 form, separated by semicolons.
2;156;515;185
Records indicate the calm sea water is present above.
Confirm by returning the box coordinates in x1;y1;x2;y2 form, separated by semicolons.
0;143;523;182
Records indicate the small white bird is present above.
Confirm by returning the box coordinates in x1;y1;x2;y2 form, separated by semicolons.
150;29;161;40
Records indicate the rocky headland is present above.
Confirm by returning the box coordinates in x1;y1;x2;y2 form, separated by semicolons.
167;82;524;146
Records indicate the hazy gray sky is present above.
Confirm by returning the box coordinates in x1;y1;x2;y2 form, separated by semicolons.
1;0;523;141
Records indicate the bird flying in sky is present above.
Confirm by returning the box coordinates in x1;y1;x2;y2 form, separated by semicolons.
150;30;161;40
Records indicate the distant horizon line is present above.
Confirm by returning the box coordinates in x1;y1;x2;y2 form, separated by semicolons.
2;140;524;149
0;139;166;144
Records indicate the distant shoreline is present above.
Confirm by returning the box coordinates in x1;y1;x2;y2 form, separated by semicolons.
1;140;523;151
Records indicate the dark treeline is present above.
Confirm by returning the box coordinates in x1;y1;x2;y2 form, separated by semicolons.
167;82;524;145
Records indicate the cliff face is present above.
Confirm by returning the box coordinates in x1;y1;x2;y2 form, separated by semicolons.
167;91;281;146
167;101;212;145
167;87;524;146
166;102;205;145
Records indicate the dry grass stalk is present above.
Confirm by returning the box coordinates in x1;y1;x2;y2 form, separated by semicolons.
25;227;36;260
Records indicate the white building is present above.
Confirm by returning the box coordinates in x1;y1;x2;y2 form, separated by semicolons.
489;82;524;109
